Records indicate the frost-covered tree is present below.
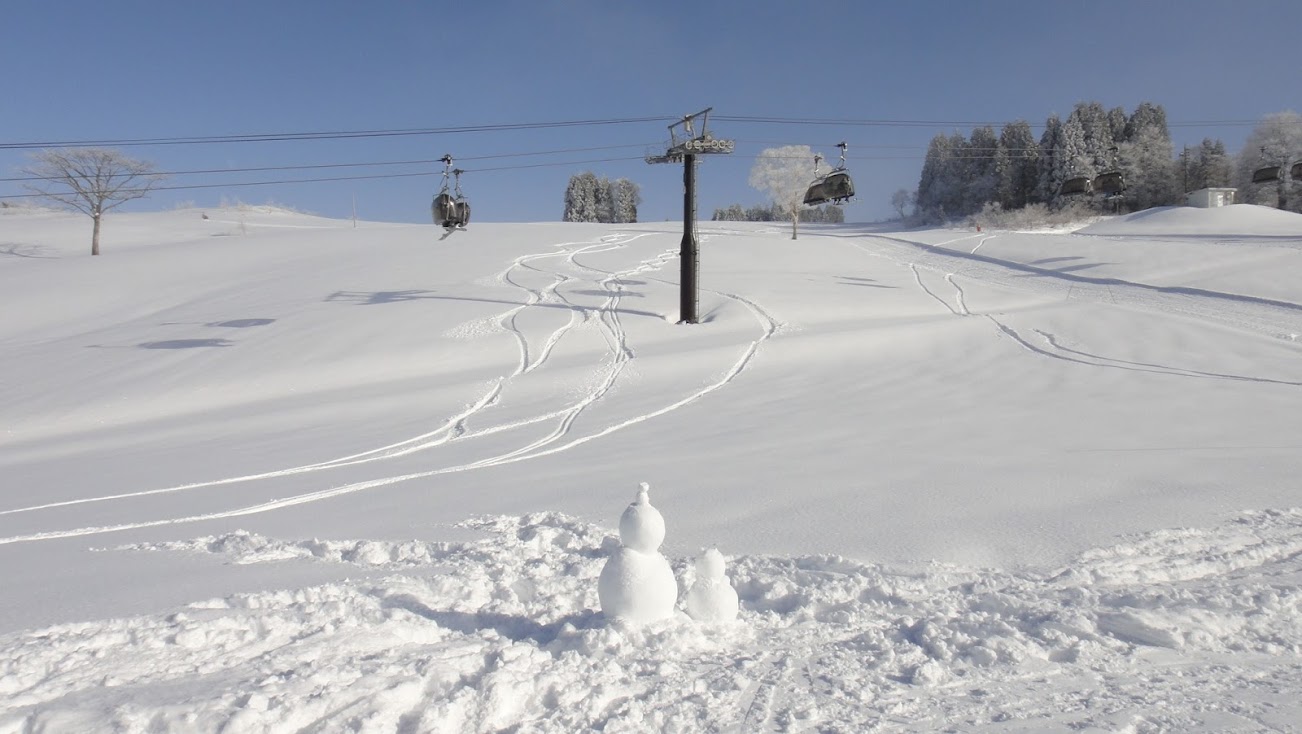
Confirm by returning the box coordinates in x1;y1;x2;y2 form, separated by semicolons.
21;148;165;255
1178;138;1232;193
712;204;746;221
593;178;613;224
1234;111;1302;212
610;179;641;223
1057;112;1095;189
1072;101;1115;172
1036;114;1063;203
749;145;816;239
890;188;914;219
997;120;1040;209
563;173;640;222
1118;104;1178;210
1107;107;1129;146
1199;139;1232;189
803;204;845;223
1118;127;1178;210
916;133;962;222
563;172;601;222
963;126;1000;214
1124;102;1168;144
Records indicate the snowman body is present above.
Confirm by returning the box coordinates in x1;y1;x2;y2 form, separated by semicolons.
685;548;739;622
598;483;677;622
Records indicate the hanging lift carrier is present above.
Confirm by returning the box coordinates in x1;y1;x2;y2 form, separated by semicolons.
432;154;471;231
803;142;855;206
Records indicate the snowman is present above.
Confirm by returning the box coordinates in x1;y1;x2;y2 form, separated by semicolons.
685;548;739;622
598;482;678;623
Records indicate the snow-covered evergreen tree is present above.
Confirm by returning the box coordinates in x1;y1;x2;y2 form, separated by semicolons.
1118;103;1178;210
963;126;1000;214
916;133;972;222
563;172;601;222
997;120;1039;209
593;178;613;224
1107;107;1129;147
610;179;641;223
563;173;641;222
1057;112;1095;190
712;204;746;221
1036;115;1063;203
1073;101;1114;172
1124;102;1168;144
1200;139;1232;189
1118;128;1178;210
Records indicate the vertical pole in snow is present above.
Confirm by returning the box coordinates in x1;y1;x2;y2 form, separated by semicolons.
645;109;731;324
681;153;698;324
352;194;357;228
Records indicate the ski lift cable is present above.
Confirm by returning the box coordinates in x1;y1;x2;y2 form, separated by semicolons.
0;115;1266;152
0;143;663;183
0;155;655;201
0;117;680;151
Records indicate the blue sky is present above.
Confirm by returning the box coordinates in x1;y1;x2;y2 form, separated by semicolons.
3;1;1300;224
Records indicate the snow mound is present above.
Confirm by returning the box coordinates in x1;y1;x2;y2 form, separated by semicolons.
6;509;1302;732
1078;204;1302;238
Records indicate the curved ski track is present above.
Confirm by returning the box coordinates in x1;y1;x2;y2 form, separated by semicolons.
848;232;1302;383
0;232;779;545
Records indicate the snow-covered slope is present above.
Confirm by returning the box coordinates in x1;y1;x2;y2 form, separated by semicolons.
2;205;1301;731
1078;203;1302;238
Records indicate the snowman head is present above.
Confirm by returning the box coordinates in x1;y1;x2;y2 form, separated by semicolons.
696;548;726;580
619;482;666;553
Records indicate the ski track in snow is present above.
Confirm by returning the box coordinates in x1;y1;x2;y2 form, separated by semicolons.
862;231;1302;343
4;509;1302;732
857;232;1302;386
0;233;780;546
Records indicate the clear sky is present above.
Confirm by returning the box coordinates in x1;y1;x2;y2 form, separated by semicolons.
3;0;1300;224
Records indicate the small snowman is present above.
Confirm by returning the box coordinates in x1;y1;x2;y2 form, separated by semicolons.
685;548;739;622
598;483;677;623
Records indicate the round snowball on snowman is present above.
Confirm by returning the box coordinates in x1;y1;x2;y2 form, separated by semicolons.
685;547;739;622
598;483;677;623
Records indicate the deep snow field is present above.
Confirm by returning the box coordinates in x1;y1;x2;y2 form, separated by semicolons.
2;203;1301;732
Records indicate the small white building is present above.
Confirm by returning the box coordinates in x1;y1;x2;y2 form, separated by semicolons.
1187;187;1237;208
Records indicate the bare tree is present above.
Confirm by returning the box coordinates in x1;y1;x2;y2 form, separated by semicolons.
890;188;914;219
22;148;166;255
749;145;815;240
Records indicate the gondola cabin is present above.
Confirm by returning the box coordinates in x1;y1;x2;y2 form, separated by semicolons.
1292;161;1302;181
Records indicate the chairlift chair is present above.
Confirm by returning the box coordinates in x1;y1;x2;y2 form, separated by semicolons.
1059;176;1093;196
1252;165;1282;184
431;155;470;231
803;142;855;206
1092;170;1125;196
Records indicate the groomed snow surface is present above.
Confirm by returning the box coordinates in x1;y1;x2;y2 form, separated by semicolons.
2;204;1301;732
